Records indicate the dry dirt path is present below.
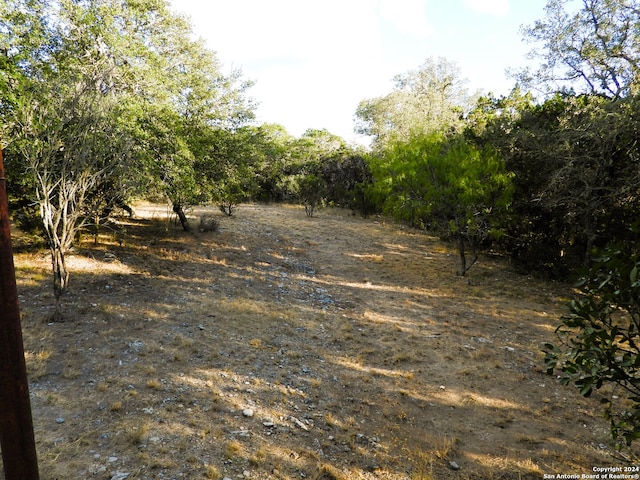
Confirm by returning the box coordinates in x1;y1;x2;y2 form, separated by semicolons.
10;202;638;479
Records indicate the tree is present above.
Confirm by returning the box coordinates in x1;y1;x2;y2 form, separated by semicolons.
544;243;640;448
320;153;374;216
369;133;513;275
468;90;640;277
250;124;296;202
296;128;346;158
200;126;271;216
11;59;131;318
274;129;349;210
295;173;327;217
119;2;254;229
355;57;474;149
0;0;255;315
136;105;203;231
516;0;640;99
1;0;142;318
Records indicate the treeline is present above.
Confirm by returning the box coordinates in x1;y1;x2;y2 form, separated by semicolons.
0;0;367;316
360;83;640;278
2;0;640;305
352;0;640;279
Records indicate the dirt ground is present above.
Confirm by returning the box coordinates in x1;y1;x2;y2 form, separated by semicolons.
8;202;640;479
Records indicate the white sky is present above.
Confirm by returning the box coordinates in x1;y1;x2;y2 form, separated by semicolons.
168;0;548;144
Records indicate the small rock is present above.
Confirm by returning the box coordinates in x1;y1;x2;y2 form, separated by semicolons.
243;409;254;418
111;474;130;480
55;417;65;424
127;341;144;351
473;336;492;344
290;416;309;431
449;461;460;470
108;456;118;463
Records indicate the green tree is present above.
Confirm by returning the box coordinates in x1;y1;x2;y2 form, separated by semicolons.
277;129;348;210
469;90;640;276
544;243;640;448
136;105;203;230
295;173;327;217
516;0;640;98
370;133;513;275
1;0;141;318
204;126;263;216
320;153;374;216
10;56;133;317
0;0;254;314
120;1;254;228
251;124;296;202
355;57;474;149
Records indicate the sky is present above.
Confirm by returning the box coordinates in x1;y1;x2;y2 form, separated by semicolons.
168;0;548;144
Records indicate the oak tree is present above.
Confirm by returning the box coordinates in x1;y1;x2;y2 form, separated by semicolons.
516;0;640;98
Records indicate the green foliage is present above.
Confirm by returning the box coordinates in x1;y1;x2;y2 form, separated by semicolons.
544;243;640;447
251;124;297;202
470;90;640;277
516;0;640;99
355;57;473;150
295;173;327;217
0;0;255;307
368;132;513;275
266;128;368;214
320;154;375;216
213;165;256;217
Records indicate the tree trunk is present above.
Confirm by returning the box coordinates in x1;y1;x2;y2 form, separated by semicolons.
457;232;478;277
458;233;467;276
50;244;69;321
173;203;191;231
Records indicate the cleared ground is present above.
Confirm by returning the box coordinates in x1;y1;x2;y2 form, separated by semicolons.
10;202;638;479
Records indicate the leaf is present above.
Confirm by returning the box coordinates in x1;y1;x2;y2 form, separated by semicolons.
580;383;593;397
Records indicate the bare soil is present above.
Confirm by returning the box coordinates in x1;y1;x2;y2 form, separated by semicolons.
9;202;640;479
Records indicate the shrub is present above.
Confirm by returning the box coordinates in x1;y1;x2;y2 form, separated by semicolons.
199;215;219;233
543;244;640;448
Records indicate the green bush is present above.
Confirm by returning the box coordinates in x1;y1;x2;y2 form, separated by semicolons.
544;244;640;448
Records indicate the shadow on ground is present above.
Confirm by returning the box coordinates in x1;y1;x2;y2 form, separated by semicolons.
10;202;635;480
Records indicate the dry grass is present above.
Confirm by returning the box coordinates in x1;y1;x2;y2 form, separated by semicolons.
8;201;639;479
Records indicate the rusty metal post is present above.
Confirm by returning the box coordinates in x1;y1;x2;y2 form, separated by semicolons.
0;148;40;479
